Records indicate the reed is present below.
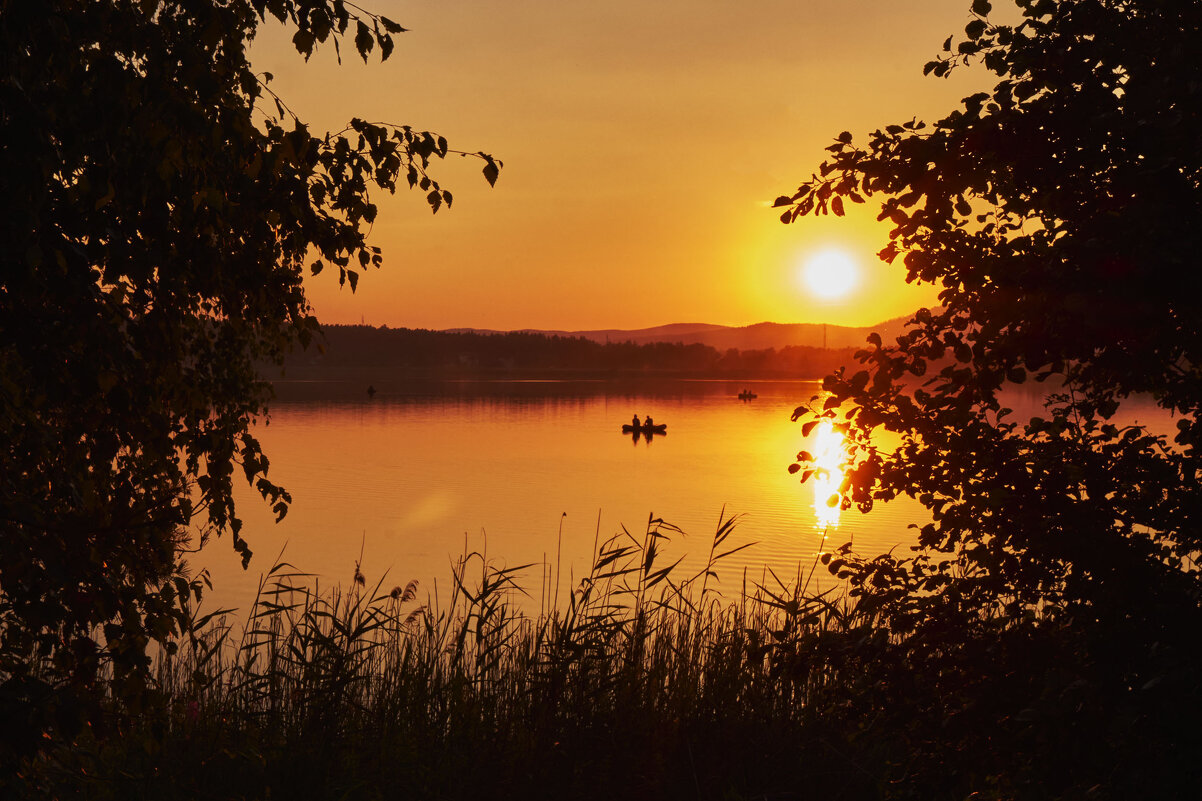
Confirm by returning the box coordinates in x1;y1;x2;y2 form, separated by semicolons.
21;515;891;800
15;513;1196;800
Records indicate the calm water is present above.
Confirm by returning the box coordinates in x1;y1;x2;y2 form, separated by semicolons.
195;378;923;613
198;377;1178;615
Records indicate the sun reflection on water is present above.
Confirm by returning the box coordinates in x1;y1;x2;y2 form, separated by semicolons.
810;419;845;536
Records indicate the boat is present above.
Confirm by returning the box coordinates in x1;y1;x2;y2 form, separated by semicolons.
737;390;757;400
621;423;667;435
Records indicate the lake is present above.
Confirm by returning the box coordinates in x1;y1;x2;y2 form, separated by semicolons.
200;377;1127;615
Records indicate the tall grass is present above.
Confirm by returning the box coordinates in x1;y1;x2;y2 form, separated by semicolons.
16;515;1201;800
24;514;891;800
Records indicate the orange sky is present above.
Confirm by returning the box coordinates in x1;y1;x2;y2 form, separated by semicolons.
250;1;996;331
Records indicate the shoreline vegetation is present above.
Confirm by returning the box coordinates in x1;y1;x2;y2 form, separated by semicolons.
272;324;863;383
16;515;883;799
15;515;1197;800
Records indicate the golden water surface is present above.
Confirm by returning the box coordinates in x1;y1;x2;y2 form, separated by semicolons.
195;379;926;614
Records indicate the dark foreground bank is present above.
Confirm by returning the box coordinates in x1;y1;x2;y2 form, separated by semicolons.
7;515;1201;801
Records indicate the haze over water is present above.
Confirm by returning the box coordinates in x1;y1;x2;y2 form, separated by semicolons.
196;378;926;614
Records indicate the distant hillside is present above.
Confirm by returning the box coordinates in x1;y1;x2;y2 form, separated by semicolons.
445;315;915;351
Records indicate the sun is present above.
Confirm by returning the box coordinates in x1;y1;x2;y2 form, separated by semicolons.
800;248;859;300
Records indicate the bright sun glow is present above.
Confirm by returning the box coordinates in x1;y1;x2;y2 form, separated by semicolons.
801;249;859;300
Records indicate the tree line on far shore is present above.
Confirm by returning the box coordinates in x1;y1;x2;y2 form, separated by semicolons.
279;324;861;379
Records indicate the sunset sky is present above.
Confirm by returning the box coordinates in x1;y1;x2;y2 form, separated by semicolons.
250;0;996;331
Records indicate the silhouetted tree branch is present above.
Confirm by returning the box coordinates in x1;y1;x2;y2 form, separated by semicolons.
0;0;497;755
781;0;1202;795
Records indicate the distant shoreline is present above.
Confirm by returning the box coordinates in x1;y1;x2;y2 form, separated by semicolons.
272;366;847;382
265;371;837;402
270;325;863;392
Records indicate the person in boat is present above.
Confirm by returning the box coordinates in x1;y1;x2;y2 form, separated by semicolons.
644;415;654;428
631;413;641;428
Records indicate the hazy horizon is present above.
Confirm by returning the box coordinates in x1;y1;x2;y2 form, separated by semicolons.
340;311;917;335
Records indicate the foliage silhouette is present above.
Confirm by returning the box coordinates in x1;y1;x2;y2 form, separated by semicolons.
780;0;1202;796
0;0;496;757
